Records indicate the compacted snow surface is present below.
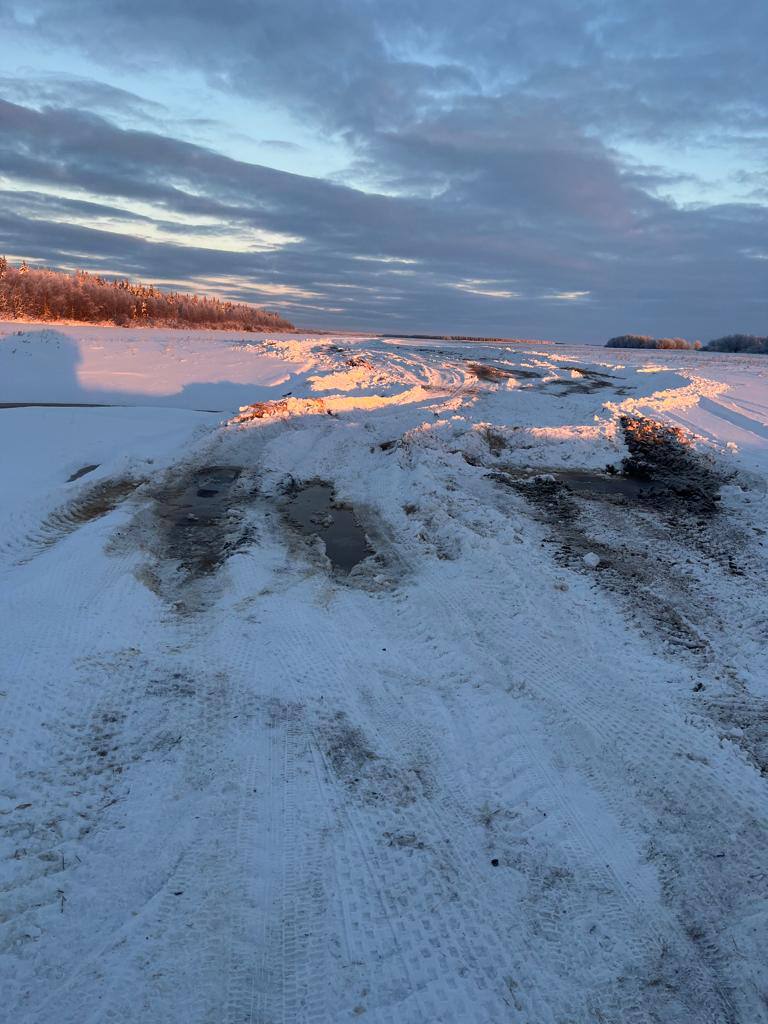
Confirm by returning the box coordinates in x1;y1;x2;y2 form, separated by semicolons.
1;324;768;1023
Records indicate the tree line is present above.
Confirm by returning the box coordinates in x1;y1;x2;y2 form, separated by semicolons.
605;333;768;353
0;259;294;331
605;334;702;350
702;334;768;354
387;333;550;343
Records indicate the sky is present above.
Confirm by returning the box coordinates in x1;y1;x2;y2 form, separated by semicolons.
0;1;766;341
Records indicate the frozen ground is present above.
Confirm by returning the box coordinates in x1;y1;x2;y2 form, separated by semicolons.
1;324;767;1023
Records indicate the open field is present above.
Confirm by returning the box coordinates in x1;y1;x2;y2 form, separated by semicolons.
1;324;767;1023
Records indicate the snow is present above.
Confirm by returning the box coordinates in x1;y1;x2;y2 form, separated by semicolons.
0;323;315;409
2;324;768;1022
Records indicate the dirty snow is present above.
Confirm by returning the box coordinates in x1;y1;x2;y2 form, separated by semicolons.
1;325;767;1023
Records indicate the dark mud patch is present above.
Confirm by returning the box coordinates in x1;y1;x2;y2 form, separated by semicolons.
57;478;140;525
265;697;305;729
384;831;426;851
481;426;508;455
495;468;650;501
619;416;726;516
703;696;768;775
152;465;246;578
319;711;433;807
67;464;99;482
557;469;649;498
285;481;371;573
468;362;540;382
497;416;727;519
491;438;765;752
546;368;618;395
323;712;378;779
488;469;714;655
26;477;143;558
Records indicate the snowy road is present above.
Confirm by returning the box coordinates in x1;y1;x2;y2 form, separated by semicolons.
1;328;767;1022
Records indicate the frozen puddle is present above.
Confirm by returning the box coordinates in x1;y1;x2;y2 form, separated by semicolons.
467;361;540;382
286;482;370;572
555;469;650;499
505;468;651;500
154;465;244;576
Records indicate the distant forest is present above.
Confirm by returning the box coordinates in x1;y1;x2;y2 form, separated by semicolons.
387;334;550;343
0;259;294;331
606;335;702;350
606;333;768;354
704;334;768;354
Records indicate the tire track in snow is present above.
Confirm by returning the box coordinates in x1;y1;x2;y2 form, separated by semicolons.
386;444;759;1022
255;588;520;1023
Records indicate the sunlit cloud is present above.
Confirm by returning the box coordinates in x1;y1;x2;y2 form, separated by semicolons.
191;276;323;299
0;178;302;253
545;291;591;301
42;216;296;253
452;280;520;299
352;255;421;265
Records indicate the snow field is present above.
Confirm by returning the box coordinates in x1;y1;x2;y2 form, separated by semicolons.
1;327;767;1022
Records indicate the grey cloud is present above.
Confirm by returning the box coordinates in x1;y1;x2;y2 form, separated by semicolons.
0;93;766;341
260;139;305;151
13;1;768;146
0;72;165;120
0;0;766;340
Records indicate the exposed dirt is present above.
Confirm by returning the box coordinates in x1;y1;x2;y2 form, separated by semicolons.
704;695;768;776
493;466;725;661
233;398;327;422
548;369;619;395
487;417;735;656
484;414;768;785
481;426;508;455
59;478;141;526
619;415;726;515
468;362;540;382
319;711;433;807
25;477;143;559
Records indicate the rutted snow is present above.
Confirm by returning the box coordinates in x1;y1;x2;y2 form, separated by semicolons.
1;326;768;1023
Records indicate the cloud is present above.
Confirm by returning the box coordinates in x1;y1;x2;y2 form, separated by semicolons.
452;281;520;300
11;1;767;150
0;72;165;121
0;0;766;339
1;92;766;339
260;139;305;151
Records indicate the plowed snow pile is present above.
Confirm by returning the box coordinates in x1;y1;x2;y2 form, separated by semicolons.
2;325;768;1023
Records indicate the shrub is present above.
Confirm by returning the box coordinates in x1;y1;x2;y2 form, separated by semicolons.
0;259;294;331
